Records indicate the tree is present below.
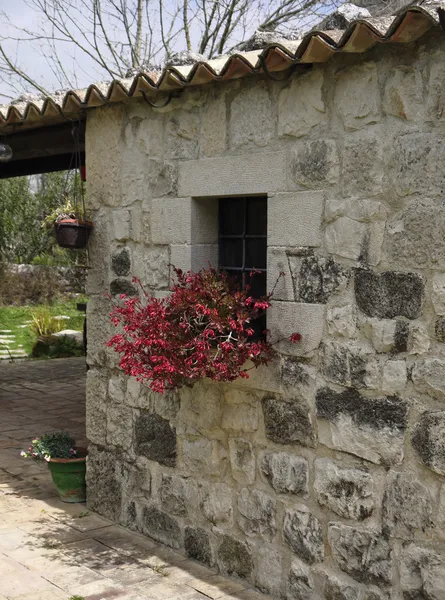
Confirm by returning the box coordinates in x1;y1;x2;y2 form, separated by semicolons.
0;0;345;99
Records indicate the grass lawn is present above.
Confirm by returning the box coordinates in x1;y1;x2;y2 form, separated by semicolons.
0;296;87;357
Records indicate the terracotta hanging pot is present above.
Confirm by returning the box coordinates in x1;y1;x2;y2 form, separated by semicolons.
54;218;93;249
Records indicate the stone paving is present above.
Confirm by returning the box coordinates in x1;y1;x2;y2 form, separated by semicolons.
0;358;272;600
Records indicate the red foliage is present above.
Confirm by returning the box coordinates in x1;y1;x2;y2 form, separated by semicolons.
107;267;300;394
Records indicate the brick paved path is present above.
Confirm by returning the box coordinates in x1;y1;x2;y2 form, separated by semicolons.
0;358;271;600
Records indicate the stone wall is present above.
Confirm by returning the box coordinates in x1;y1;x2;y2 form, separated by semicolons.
85;29;445;599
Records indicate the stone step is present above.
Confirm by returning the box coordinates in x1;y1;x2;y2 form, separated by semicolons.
0;330;12;333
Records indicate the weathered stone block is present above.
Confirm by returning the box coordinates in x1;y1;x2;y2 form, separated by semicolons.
334;62;380;130
111;209;131;241
382;360;407;394
327;304;356;338
217;535;253;581
145;246;170;289
288;558;314;600
185;527;213;566
201;482;233;524
432;273;445;315
328;523;392;585
412;411;445;476
394;133;445;197
170;244;218;274
107;401;134;450
292;139;340;187
268;191;324;248
314;459;373;521
261;452;308;496
369;319;397;353
141;505;181;548
230;81;274;148
182;437;227;476
355;269;424;319
237;488;276;540
324;575;359;600
268;301;324;357
262;396;317;448
321;341;379;389
159;474;189;516
200;92;226;157
180;383;222;432
110;278;138;296
151;197;192;244
342;135;383;198
178;152;287;197
291;255;349;304
256;545;282;596
222;389;259;432
435;317;445;343
278;69;326;138
383;66;423;121
281;359;316;392
267;247;294;302
283;505;324;564
86;445;122;521
86;369;108;445
111;247;131;276
134;412;177;467
145;158;177;199
399;543;445;600
165;109;200;159
382;471;432;538
229;438;256;485
408;322;430;355
325;197;387;224
316;387;407;465
412;358;445;400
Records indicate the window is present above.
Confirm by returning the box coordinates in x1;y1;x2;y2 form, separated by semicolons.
219;196;267;337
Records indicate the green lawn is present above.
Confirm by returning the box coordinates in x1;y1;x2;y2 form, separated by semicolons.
0;297;87;357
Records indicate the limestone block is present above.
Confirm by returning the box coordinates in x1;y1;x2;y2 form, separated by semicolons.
267;247;294;302
385;198;445;269
432;273;445;315
134;412;177;467
292;139;340;187
427;60;445;121
145;246;170;289
334;62;380;131
325;198;387;224
288;558;314;600
111;209;131;241
355;269;424;320
316;387;407;465
325;217;384;266
201;482;233;524
382;471;432;538
126;377;152;410
230;81;274;148
217;535;253;581
141;199;152;244
154;391;180;421
222;389;259;432
328;523;392;585
151;198;192;244
229;438;256;485
412;358;445;400
278;69;326;138
86;445;122;521
182;437;227;476
268;301;324;357
412;411;445;476
178;152;287;197
370;319;397;353
261;452;308;496
394;133;445;197
85;295;113;367
185;527;213;566
179;383;223;432
111;247;131;277
281;359;317;393
141;505;181;548
327;305;356;338
262;396;317;448
107;402;134;450
283;505;324;564
435;317;445;343
290;255;349;304
382;360;407;394
314;459;374;520
268;191;324;248
159;473;198;516
110;278;138;297
383;66;424;121
323;575;360;600
256;545;282;597
108;375;126;403
130;105;166;156
399;543;445;600
237;488;276;540
145;158;177;198
200;92;227;157
321;341;380;389
165;109;200;159
170;244;218;274
342;136;383;198
130;201;143;243
85;369;108;445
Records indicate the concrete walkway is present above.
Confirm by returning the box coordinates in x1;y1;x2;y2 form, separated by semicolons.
0;358;271;600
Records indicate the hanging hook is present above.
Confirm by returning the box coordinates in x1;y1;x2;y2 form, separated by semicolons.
138;89;182;108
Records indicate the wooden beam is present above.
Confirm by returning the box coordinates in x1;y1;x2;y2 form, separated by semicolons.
0;152;85;178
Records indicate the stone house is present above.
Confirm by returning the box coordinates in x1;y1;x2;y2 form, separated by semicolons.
2;1;445;598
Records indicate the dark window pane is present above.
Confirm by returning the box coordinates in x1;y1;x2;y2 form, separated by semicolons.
219;198;245;235
246;197;267;235
249;271;266;298
224;270;243;290
219;238;243;268
245;238;267;269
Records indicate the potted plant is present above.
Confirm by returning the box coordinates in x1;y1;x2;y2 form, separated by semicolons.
21;431;87;503
43;198;92;249
107;267;301;394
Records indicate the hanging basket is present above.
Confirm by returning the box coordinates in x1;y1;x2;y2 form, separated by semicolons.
54;218;93;249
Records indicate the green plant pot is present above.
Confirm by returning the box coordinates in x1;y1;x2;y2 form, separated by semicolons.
47;448;87;503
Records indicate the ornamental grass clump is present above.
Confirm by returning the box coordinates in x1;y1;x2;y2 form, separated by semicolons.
21;431;77;462
107;267;301;394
